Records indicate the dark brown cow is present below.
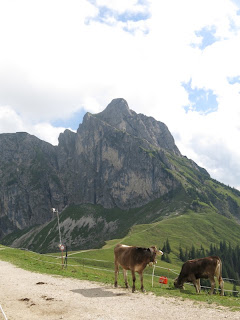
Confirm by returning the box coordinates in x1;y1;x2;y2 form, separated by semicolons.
174;256;224;295
114;244;163;293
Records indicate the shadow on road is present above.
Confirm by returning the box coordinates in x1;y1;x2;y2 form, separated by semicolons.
71;287;127;298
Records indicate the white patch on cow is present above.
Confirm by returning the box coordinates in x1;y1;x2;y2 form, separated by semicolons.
134;264;143;272
121;244;130;247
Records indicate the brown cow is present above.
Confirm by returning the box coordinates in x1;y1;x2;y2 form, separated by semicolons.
114;244;163;293
174;256;224;295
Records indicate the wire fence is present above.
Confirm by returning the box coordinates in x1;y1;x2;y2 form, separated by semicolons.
0;304;8;320
3;245;240;294
28;251;240;294
1;245;240;320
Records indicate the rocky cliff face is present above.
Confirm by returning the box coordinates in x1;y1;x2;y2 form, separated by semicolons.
0;98;196;237
57;98;181;208
94;99;180;154
0;132;67;237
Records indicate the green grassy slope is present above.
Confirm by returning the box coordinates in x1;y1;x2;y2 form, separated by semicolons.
1;202;240;307
0;186;192;252
166;153;240;220
1;219;240;311
1;150;240;254
81;209;240;263
1;194;240;254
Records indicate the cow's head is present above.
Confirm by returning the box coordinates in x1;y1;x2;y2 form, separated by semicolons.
148;246;163;264
174;277;184;289
158;249;164;256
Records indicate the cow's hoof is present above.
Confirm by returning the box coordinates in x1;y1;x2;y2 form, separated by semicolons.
114;282;118;288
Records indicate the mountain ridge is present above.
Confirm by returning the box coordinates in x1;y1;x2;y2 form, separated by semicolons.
0;98;240;244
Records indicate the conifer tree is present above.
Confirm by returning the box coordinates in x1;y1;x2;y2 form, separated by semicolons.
162;253;171;263
184;248;188;261
189;244;196;259
178;241;240;281
179;246;184;261
233;283;238;297
166;238;171;254
162;242;166;253
200;244;205;258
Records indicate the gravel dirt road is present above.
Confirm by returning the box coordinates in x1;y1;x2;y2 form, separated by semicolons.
0;260;240;320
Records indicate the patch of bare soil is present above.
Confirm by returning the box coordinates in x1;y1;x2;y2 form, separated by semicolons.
0;260;239;319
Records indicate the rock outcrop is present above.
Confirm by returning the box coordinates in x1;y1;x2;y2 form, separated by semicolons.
0;132;66;238
0;98;206;238
57;98;181;208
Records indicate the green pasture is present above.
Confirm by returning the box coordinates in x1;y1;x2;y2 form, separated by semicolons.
1;208;240;310
1;244;240;311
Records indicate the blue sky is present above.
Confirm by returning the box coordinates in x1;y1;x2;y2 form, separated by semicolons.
183;80;218;114
0;0;240;190
193;26;218;50
87;0;150;24
52;110;85;131
228;75;240;84
86;0;151;33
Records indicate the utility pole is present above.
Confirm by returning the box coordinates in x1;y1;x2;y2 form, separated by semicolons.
52;208;62;245
52;208;64;268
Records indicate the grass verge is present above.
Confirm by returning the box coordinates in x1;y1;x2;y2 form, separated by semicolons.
1;245;240;311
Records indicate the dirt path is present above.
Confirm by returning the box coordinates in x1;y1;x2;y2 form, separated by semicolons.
0;260;239;320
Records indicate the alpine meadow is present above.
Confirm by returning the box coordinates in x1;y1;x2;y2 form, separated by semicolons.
1;98;240;305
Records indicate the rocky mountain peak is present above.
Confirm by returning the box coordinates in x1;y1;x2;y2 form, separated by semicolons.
0;98;183;239
92;98;180;155
103;98;131;114
93;98;132;126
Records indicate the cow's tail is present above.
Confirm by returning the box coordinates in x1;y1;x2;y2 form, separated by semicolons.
215;258;221;281
216;257;224;296
219;259;223;282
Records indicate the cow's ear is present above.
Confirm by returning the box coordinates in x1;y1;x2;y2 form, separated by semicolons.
150;246;157;250
148;248;154;254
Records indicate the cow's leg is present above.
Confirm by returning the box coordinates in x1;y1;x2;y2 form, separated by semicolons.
218;276;224;296
131;270;136;293
123;269;129;288
189;275;199;294
139;271;145;292
209;276;215;295
114;261;119;288
215;260;224;296
196;278;201;293
192;277;200;293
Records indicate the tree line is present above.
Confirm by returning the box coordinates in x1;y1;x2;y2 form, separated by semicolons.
161;238;172;263
161;238;240;295
178;240;240;282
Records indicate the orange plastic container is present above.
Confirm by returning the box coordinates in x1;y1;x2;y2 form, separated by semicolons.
159;276;168;284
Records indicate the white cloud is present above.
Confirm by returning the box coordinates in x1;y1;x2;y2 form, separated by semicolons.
32;123;69;146
0;106;25;132
94;0;147;14
0;106;66;145
0;0;240;189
